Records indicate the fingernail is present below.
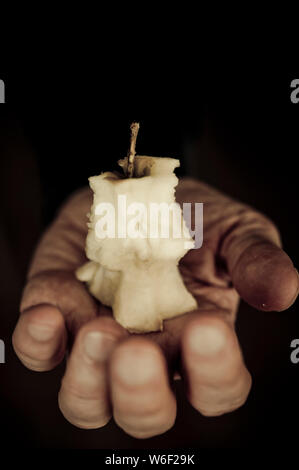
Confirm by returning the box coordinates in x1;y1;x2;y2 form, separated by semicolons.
114;348;160;386
188;324;226;356
28;323;56;342
84;331;117;362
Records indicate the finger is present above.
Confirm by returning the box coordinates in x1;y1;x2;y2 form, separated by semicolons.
26;187;92;277
58;316;127;429
12;304;67;371
181;313;252;416
109;337;177;439
18;187;97;338
221;213;299;311
20;271;99;337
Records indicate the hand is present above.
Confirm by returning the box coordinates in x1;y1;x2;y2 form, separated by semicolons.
12;178;299;439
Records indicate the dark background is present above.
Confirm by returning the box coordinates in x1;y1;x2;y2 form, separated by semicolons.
0;73;298;450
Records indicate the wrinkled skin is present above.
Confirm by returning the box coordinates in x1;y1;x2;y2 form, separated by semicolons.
12;178;299;439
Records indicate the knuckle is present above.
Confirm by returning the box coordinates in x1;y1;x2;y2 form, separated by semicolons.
113;336;162;360
125;428;163;439
244;209;281;245
116;416;175;439
198;396;248;416
12;330;65;371
15;352;58;372
184;315;232;351
58;389;111;429
21;271;90;312
61;409;111;430
72;417;111;430
114;405;176;439
190;379;251;416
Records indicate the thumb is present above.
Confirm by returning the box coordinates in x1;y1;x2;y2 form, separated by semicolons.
221;212;299;312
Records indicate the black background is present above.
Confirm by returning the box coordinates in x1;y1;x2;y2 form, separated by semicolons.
0;72;298;451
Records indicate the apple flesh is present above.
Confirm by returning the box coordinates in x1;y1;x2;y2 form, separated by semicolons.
76;156;197;333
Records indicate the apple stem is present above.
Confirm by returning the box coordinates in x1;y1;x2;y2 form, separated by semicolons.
127;122;140;177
